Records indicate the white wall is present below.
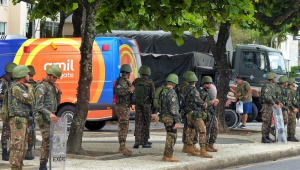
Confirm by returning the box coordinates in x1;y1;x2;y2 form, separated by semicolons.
279;35;299;72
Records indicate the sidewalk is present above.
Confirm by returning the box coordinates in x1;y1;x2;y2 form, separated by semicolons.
1;121;300;170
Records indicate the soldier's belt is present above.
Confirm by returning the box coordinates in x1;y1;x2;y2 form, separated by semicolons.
166;125;177;133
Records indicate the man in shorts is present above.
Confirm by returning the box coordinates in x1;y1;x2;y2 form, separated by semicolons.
234;76;252;129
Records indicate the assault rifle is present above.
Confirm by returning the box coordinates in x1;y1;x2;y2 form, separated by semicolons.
206;106;216;144
27;104;36;148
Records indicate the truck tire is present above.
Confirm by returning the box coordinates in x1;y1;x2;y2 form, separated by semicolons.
56;105;75;130
247;103;258;122
225;109;238;129
85;121;106;131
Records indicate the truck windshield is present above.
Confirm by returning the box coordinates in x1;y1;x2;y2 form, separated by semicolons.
268;52;286;74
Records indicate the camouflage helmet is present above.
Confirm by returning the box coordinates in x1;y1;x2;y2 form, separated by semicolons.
183;71;194;80
288;77;295;85
13;65;30;78
46;64;62;79
138;65;151;76
201;76;213;84
166;73;178;84
5;62;17;73
120;64;132;73
27;65;36;76
279;76;288;83
186;72;198;82
266;72;276;80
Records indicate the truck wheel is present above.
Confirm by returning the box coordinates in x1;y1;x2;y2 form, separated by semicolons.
232;111;241;128
85;121;106;131
57;105;75;130
225;109;238;129
247;103;258;122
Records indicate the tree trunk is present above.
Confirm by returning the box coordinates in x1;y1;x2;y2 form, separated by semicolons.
56;12;67;38
72;3;83;37
207;21;232;133
67;0;101;154
26;22;32;39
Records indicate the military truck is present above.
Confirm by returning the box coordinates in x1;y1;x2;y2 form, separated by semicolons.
230;44;286;122
99;31;287;123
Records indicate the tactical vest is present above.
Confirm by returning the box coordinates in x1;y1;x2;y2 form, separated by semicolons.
201;89;214;112
134;77;152;106
36;80;58;113
0;75;12;101
185;86;199;111
160;87;173;117
115;77;131;106
8;83;31;117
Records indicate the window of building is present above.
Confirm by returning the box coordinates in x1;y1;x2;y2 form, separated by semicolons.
0;0;7;5
0;22;6;35
40;21;59;38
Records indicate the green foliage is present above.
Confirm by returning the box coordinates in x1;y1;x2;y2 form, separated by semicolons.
288;66;300;78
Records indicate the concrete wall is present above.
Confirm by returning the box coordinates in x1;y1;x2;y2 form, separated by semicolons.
7;1;27;36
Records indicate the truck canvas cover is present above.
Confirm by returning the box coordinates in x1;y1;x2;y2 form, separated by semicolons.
141;52;214;86
98;30;210;54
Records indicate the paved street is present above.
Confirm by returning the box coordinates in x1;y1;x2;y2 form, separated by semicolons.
1;120;300;170
223;156;300;170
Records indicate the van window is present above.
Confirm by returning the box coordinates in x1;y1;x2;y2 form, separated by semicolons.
242;51;265;70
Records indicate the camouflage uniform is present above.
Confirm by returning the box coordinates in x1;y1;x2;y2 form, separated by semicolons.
160;87;180;158
114;77;132;146
34;79;61;164
180;83;198;145
0;75;13;150
199;88;218;144
287;87;297;138
261;82;276;137
133;77;155;145
184;85;207;147
27;78;36;146
275;85;288;125
8;82;34;169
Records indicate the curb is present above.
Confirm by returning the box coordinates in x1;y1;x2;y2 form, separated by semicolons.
170;146;300;170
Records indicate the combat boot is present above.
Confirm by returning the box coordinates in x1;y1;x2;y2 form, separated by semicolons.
133;141;140;148
162;156;167;161
200;147;213;158
25;144;35;160
118;146;132;156
181;144;188;153
39;163;47;170
164;156;180;162
207;143;218;152
266;136;275;143
261;137;271;143
192;144;200;152
287;137;299;142
2;148;9;161
142;144;151;148
187;145;200;156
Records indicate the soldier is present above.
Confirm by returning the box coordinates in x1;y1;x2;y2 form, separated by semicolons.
8;65;34;170
287;77;299;142
184;73;212;158
0;62;17;161
34;64;61;170
260;72;279;143
114;64;133;156
133;66;155;148
160;74;180;162
25;65;37;160
199;76;219;152
272;76;289;130
180;71;200;153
